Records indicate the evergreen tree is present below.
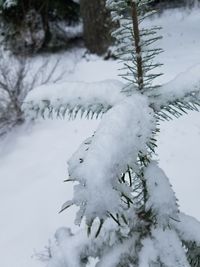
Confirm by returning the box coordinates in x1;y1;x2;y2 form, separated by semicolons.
23;0;200;266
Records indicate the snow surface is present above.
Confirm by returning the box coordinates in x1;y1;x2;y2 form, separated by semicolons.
1;7;200;267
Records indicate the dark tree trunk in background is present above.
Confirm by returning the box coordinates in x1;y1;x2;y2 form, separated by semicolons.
80;0;113;55
40;0;52;48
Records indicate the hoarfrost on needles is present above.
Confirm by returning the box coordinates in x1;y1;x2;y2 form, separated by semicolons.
173;212;200;245
68;94;155;222
139;237;158;267
47;227;88;267
96;239;134;267
144;162;179;226
152;228;190;267
152;64;200;109
23;80;126;118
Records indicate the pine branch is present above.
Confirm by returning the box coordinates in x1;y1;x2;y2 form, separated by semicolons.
149;64;200;119
107;0;163;95
131;1;144;90
172;213;200;247
65;95;155;223
23;80;126;120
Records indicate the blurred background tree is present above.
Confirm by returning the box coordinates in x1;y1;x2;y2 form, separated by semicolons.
0;0;199;55
0;0;80;54
80;0;113;55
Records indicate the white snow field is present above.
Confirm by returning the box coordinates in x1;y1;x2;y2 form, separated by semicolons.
1;8;200;267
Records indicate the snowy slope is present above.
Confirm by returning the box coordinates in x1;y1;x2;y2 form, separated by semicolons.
0;7;200;267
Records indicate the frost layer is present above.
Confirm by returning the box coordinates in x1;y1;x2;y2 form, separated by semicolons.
23;80;126;117
67;94;155;222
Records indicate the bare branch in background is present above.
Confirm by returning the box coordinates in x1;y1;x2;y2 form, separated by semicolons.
0;53;64;136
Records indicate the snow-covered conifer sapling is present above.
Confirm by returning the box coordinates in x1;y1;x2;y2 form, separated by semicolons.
23;0;200;266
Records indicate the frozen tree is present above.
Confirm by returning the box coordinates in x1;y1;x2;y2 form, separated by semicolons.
23;0;200;266
0;53;63;136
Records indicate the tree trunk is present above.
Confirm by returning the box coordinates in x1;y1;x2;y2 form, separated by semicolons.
80;0;113;55
40;0;52;49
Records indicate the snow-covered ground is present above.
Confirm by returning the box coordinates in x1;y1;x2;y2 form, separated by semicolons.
1;8;200;267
